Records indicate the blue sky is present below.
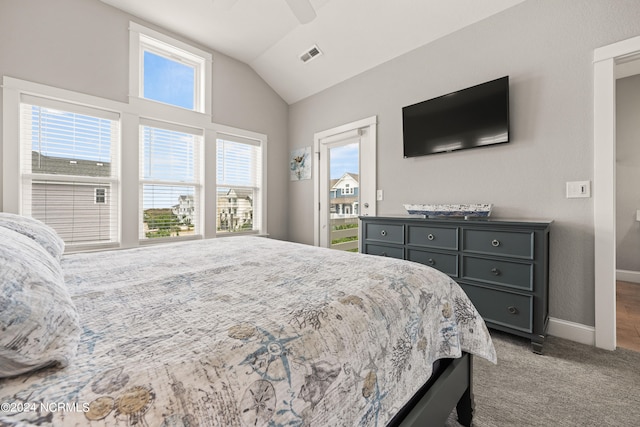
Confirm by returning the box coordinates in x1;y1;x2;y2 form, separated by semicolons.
143;51;195;110
330;142;359;180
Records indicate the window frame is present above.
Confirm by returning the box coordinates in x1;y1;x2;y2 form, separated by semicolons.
129;22;212;115
16;92;122;251
139;119;203;243
214;129;267;237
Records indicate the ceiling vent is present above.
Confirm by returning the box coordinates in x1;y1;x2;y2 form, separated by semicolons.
300;45;322;63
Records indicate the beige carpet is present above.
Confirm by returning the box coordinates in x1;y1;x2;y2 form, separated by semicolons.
446;331;640;426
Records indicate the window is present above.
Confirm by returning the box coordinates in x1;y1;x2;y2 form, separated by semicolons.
6;17;265;251
19;95;119;247
140;120;202;240
142;43;197;110
95;188;107;204
216;135;263;234
130;22;211;114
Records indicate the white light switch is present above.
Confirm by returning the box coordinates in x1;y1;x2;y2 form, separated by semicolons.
566;181;591;198
376;190;383;201
636;210;640;222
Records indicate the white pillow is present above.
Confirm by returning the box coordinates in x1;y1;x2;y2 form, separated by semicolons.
0;213;65;261
0;227;80;378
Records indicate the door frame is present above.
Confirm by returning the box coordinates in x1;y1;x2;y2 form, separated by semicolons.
593;35;640;350
313;116;377;247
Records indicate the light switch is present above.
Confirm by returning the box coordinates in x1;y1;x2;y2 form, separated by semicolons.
566;181;591;198
376;190;383;201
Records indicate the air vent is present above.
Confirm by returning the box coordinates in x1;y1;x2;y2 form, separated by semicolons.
300;45;322;63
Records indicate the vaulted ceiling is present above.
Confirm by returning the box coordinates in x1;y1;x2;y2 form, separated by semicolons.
100;0;525;104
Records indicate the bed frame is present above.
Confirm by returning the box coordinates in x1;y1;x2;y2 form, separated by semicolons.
389;352;474;427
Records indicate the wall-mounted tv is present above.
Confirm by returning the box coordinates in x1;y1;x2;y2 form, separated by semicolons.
402;76;510;158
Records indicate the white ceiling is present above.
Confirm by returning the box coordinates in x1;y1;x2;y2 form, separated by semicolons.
100;0;525;104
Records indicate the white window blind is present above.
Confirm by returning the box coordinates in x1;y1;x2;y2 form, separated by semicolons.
216;134;262;234
19;95;120;247
140;120;202;240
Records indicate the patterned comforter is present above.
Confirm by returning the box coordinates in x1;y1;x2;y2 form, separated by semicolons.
0;236;496;426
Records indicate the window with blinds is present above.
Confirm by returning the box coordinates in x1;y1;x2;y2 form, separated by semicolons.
19;95;120;247
140;120;202;240
216;135;262;234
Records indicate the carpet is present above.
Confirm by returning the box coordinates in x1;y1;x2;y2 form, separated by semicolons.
446;331;640;426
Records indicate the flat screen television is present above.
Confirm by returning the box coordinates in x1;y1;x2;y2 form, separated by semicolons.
402;76;509;158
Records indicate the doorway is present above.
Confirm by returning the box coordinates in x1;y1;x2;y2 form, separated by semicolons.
614;64;640;352
594;35;640;350
314;116;377;249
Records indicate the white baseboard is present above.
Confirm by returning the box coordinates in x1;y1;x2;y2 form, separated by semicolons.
547;317;595;346
616;269;640;284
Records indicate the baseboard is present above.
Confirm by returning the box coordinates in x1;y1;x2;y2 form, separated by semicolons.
547;317;595;346
616;269;640;284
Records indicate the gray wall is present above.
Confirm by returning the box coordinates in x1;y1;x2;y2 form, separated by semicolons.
288;0;640;327
0;0;289;240
616;74;640;272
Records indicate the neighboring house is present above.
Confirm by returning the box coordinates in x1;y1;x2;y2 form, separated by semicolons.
172;195;194;225
30;152;112;243
330;172;359;217
217;188;253;232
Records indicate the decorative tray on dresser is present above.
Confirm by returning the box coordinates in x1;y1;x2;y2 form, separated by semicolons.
359;215;552;354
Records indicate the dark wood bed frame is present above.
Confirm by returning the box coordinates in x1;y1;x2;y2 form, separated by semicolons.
389;352;474;427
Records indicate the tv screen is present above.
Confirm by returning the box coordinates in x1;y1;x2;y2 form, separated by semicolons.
402;76;509;157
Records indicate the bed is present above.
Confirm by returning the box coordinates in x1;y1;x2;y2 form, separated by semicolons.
0;214;496;427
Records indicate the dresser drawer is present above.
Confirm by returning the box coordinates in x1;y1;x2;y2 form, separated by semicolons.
462;256;533;291
364;244;404;259
460;284;533;333
364;223;404;245
462;229;534;259
407;225;458;250
407;249;458;277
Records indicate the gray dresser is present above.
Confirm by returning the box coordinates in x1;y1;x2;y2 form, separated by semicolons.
359;216;551;353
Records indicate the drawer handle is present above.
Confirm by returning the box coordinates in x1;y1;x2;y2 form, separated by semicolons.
427;233;435;241
491;239;500;247
491;268;501;276
381;230;387;237
428;258;435;266
507;306;519;315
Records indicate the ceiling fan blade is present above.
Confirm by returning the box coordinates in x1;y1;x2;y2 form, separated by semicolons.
284;0;316;24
